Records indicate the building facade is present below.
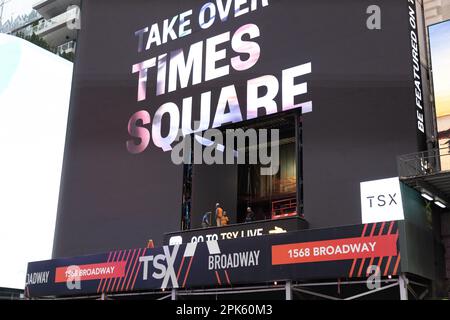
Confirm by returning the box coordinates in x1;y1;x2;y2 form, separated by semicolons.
424;0;450;25
31;0;80;55
3;0;449;299
1;0;80;56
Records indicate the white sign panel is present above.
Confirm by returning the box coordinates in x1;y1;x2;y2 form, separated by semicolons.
360;177;405;224
0;34;73;289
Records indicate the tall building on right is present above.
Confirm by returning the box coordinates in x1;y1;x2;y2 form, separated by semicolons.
424;0;450;298
424;0;450;25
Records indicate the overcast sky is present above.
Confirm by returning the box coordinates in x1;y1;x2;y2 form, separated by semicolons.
1;0;35;23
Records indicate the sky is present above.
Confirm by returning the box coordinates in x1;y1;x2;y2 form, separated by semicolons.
429;20;450;119
0;0;35;23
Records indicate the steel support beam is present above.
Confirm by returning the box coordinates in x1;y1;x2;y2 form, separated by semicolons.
345;282;399;300
177;286;285;296
399;273;409;300
294;279;397;287
171;288;177;300
285;281;292;300
292;287;341;300
418;289;429;300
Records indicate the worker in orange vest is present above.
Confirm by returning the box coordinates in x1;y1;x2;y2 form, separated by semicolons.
215;203;223;227
221;211;230;226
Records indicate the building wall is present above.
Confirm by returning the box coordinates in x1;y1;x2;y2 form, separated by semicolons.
424;0;450;25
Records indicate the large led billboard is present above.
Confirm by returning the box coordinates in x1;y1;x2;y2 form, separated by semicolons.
54;0;428;258
0;34;73;289
429;20;450;170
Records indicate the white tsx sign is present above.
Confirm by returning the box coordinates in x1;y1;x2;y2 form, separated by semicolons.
360;177;405;224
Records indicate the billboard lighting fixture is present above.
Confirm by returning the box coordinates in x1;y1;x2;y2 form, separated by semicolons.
419;189;447;208
420;188;434;201
434;199;446;208
420;192;434;201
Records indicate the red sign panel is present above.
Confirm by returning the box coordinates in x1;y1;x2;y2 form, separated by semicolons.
272;234;398;265
55;261;126;283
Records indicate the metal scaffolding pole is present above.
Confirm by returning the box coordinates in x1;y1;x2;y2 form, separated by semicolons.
398;273;409;300
171;288;177;300
285;281;292;300
31;276;430;300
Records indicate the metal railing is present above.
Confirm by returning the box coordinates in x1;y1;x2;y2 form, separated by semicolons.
57;40;76;55
32;7;79;35
397;147;450;178
12;24;35;37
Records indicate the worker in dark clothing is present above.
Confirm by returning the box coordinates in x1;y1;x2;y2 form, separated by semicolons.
202;212;211;228
245;207;255;222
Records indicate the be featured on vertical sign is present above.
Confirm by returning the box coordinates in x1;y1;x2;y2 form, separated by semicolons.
360;177;405;224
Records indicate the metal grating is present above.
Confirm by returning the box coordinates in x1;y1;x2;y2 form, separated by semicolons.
398;148;450;203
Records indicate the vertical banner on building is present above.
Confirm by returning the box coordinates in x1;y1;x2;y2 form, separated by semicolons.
407;0;427;151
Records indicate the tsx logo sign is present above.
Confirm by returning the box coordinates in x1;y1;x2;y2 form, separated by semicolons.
139;245;180;289
139;241;223;289
360;177;405;223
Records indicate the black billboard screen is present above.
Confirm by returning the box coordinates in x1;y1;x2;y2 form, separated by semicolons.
54;0;426;257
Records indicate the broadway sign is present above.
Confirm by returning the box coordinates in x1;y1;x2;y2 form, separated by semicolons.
26;221;400;297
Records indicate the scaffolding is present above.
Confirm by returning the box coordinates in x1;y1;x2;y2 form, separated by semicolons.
27;274;430;301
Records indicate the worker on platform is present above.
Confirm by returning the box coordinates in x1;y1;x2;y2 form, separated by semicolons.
201;211;211;228
215;203;223;227
245;207;255;222
221;211;230;226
